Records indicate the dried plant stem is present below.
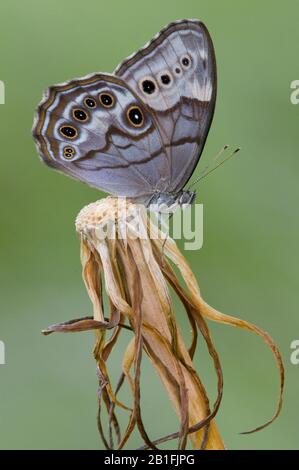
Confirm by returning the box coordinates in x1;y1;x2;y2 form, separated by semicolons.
119;239;225;450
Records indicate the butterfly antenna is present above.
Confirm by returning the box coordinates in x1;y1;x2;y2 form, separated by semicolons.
188;146;240;190
188;144;229;190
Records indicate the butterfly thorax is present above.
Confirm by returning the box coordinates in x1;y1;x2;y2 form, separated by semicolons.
145;190;196;213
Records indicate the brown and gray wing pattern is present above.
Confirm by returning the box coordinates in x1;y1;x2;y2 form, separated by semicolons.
115;19;217;193
33;74;170;197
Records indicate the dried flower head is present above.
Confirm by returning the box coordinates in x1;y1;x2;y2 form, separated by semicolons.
43;197;284;450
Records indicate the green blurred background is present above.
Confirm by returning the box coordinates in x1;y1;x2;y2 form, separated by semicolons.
0;0;298;450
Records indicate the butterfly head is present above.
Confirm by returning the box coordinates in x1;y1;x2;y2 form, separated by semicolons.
177;190;196;207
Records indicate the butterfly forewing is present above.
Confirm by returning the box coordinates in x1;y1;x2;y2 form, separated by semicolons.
115;19;217;193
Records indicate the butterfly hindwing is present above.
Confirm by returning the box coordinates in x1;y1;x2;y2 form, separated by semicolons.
33;74;170;197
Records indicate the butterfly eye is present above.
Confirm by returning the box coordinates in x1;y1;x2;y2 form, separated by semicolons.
59;125;78;139
127;106;144;128
99;92;115;108
72;108;89;122
180;54;192;69
63;146;76;159
159;72;172;87
84;97;97;108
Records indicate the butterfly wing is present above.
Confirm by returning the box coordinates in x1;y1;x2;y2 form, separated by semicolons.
33;74;170;198
115;19;217;193
33;19;216;200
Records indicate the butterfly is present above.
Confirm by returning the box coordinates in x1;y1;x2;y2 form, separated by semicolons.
32;19;216;210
